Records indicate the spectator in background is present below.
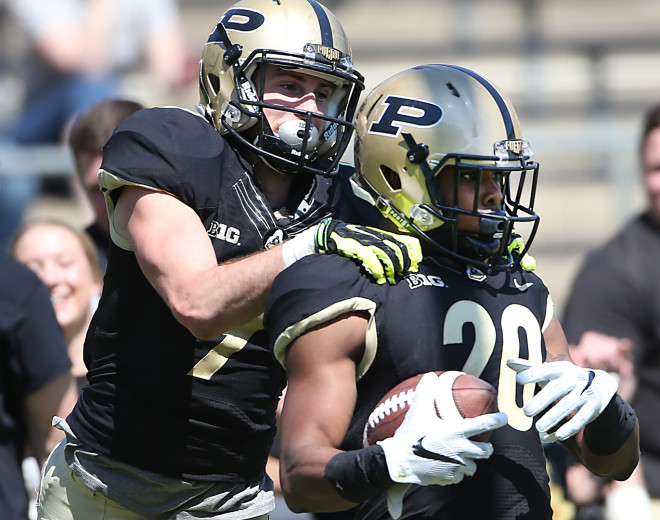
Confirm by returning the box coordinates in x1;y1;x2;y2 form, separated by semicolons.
11;219;103;392
562;103;660;520
67;99;145;272
0;0;195;253
11;219;102;520
0;252;78;520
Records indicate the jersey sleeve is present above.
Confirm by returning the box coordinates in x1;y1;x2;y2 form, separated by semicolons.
98;107;230;250
100;107;226;200
264;254;377;370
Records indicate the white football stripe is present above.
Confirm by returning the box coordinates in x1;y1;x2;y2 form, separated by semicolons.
367;388;415;428
435;371;464;420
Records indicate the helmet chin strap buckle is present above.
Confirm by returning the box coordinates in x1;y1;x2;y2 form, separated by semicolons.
223;43;243;65
221;102;241;123
406;142;429;164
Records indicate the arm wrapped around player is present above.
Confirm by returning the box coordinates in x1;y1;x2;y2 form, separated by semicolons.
282;218;422;285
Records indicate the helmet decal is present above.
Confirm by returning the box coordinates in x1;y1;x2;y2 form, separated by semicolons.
218;9;266;33
368;96;443;137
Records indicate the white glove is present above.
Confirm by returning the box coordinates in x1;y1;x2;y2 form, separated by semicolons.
507;358;618;442
378;372;508;518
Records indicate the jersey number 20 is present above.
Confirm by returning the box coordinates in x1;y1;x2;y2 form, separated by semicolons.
444;300;543;432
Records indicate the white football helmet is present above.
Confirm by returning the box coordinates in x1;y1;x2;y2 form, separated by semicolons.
351;64;540;271
198;0;364;176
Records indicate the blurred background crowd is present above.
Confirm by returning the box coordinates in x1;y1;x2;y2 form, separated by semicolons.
2;1;660;519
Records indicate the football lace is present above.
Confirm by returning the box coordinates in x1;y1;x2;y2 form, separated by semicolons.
367;389;415;428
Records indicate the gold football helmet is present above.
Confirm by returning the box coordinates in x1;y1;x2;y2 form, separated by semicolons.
198;0;364;176
351;64;540;271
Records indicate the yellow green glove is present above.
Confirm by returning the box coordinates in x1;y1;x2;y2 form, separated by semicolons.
314;218;422;285
508;235;536;272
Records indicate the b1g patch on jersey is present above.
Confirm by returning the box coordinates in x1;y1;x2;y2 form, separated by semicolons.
207;220;241;245
405;272;446;289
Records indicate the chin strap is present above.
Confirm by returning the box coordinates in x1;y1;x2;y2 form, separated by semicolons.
456;232;502;261
432;224;536;272
457;212;508;266
508;235;536;271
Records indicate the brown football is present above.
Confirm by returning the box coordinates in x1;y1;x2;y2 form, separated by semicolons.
362;371;499;447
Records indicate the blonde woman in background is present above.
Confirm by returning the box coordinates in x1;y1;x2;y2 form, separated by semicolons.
12;218;103;392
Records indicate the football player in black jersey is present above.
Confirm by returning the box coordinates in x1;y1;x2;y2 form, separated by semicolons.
264;64;640;520
36;1;421;519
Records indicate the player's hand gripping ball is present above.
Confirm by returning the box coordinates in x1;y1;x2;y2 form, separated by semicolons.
363;371;499;447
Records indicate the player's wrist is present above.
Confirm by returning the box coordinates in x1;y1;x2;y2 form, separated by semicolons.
377;436;410;484
281;226;317;267
584;394;636;455
324;445;395;503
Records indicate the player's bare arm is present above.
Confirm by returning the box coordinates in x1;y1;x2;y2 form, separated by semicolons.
114;184;421;338
279;312;369;512
114;185;288;337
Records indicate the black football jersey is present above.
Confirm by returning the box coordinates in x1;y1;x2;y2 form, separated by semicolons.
67;107;379;483
265;254;555;519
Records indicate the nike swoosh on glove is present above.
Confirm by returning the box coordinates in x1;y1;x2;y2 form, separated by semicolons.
507;358;618;442
378;372;507;518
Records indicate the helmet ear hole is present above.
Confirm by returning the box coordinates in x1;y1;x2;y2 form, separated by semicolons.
380;165;402;191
